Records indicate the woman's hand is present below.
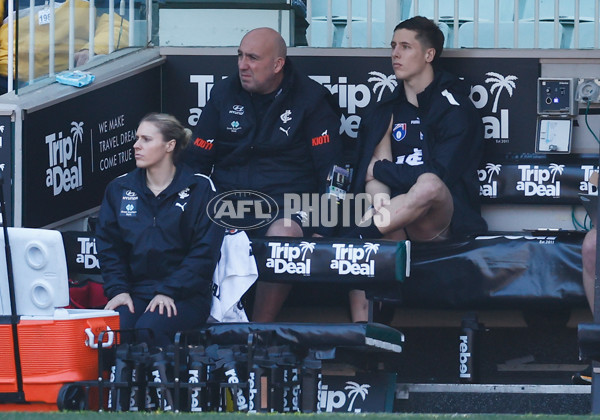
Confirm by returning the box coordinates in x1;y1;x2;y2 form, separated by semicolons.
105;292;134;313
146;294;178;317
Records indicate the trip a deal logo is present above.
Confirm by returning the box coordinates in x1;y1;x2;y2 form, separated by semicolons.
469;72;518;145
516;163;564;198
580;164;599;195
265;241;314;275
45;121;84;196
330;242;378;277
478;163;502;198
319;380;372;413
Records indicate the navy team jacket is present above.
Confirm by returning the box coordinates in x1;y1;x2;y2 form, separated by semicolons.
96;164;225;303
184;58;343;205
352;69;488;237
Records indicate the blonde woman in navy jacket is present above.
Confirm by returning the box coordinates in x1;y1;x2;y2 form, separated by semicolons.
96;113;224;347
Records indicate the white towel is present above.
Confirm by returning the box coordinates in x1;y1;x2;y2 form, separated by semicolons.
210;230;257;322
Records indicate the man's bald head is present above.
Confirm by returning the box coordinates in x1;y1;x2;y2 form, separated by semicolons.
238;28;287;94
243;27;287;59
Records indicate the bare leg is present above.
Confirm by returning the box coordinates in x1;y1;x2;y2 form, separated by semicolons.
349;120;453;323
349;229;407;323
348;290;369;322
349;173;453;323
251;218;303;322
375;173;453;241
252;282;293;322
583;228;597;312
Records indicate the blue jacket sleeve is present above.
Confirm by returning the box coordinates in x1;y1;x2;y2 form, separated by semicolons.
373;101;481;194
95;182;132;300
154;178;225;300
306;97;343;236
184;95;221;175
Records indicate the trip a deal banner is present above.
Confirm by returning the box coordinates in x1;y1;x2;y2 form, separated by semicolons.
163;54;538;155
22;67;161;227
163;53;594;204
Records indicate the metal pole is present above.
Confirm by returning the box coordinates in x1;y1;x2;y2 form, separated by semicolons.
129;0;134;46
28;0;34;82
306;0;312;45
109;0;115;53
534;0;539;48
326;0;332;47
89;0;95;60
346;0;351;47
493;0;499;47
574;0;580;48
553;0;559;48
592;155;600;414
69;0;75;70
7;0;14;92
49;0;55;77
0;170;25;403
367;0;372;47
474;0;479;47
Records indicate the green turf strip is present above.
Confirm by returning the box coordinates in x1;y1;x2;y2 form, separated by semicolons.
0;413;596;420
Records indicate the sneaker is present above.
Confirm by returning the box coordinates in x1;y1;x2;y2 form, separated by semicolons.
572;365;592;385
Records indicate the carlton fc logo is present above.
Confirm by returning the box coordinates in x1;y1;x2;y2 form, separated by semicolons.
392;123;407;141
280;110;292;124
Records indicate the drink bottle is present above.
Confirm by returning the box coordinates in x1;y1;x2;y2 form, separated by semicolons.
459;312;481;383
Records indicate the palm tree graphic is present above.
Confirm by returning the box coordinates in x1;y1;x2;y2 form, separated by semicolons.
367;71;398;102
363;242;380;262
345;381;370;412
485;163;502;183
299;241;315;260
485;72;518;113
71;121;84;159
549;163;564;183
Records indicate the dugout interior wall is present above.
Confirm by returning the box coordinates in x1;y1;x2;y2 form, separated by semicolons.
0;47;598;408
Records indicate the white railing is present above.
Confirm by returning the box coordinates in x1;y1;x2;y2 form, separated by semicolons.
306;0;600;49
6;0;599;93
6;0;150;93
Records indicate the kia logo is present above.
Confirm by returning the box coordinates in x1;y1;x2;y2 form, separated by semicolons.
207;190;279;230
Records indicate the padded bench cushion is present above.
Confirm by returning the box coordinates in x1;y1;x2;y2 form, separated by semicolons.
578;322;600;361
61;230;585;311
201;322;404;354
401;231;585;309
251;237;410;288
252;232;585;310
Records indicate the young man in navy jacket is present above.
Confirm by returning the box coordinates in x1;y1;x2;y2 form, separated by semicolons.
348;16;487;321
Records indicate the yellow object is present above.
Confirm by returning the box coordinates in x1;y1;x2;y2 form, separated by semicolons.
0;0;129;81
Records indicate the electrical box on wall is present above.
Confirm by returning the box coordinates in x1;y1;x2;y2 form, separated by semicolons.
535;117;572;153
576;78;600;103
537;78;578;116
